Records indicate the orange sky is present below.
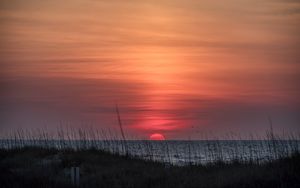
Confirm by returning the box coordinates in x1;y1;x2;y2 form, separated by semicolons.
1;0;300;139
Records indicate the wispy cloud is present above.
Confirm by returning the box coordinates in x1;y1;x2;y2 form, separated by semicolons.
0;0;299;138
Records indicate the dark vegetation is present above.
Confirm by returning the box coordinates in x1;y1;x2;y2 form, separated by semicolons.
0;147;299;188
1;123;299;188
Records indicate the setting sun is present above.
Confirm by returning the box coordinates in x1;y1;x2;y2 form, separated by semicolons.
149;133;165;141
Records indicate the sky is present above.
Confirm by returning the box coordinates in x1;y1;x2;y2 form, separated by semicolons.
0;0;300;139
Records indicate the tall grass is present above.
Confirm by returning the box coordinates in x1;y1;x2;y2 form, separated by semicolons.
0;126;299;166
115;104;128;155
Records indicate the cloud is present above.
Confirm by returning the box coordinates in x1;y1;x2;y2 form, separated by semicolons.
0;0;299;138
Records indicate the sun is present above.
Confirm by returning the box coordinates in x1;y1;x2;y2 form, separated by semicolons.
149;133;165;141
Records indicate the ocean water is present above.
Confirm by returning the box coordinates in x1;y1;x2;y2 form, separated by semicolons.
1;140;299;165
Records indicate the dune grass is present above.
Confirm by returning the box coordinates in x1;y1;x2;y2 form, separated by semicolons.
0;127;299;187
0;147;299;188
1;127;299;165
